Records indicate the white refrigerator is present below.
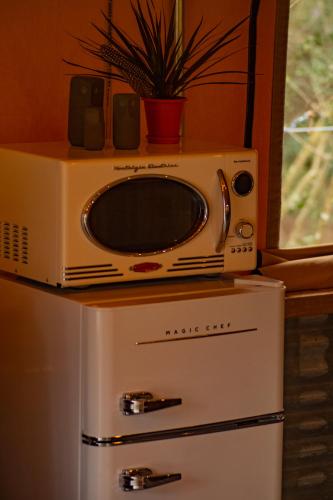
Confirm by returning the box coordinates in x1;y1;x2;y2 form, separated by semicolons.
0;273;284;499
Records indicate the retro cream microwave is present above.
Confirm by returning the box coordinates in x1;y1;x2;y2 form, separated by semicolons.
0;142;257;287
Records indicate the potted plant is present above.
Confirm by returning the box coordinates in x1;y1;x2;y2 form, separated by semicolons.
64;1;248;144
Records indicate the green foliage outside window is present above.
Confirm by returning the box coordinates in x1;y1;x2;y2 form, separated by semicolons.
281;0;333;247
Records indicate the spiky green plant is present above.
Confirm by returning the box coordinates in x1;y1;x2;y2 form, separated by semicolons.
64;0;248;99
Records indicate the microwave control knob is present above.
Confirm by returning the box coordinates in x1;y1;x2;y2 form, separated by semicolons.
236;222;254;239
232;171;254;196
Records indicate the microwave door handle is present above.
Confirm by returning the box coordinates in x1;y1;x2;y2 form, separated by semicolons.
216;169;231;253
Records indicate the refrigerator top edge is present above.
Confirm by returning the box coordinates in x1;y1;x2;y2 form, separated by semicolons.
0;272;285;309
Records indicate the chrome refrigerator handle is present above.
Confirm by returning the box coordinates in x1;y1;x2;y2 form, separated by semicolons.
216;169;231;253
121;392;182;415
120;467;182;491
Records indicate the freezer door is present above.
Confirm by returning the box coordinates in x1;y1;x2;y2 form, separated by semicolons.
81;422;283;500
82;287;284;437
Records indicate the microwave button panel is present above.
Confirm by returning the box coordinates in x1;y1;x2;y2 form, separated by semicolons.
231;245;253;253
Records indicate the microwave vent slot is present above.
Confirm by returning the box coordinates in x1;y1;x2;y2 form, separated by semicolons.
167;254;224;273
63;264;123;281
0;221;29;264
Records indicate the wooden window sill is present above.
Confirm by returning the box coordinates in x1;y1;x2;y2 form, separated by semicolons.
286;288;333;318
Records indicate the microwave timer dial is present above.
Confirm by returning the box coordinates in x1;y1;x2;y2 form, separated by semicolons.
232;171;254;197
235;222;254;239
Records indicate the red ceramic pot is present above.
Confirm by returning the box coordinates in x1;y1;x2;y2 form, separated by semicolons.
142;97;186;144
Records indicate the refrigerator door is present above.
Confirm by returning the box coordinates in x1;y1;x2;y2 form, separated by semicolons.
82;287;284;437
81;422;283;500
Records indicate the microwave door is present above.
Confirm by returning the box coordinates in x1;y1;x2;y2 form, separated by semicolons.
82;175;208;256
216;169;231;253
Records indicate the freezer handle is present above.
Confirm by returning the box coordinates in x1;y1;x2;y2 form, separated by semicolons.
120;467;182;491
121;392;182;415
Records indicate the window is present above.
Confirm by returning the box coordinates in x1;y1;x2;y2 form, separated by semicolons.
280;0;333;248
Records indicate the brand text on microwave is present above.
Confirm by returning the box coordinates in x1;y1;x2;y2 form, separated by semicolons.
114;163;178;173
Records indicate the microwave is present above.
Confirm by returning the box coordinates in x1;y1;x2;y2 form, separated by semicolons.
0;142;257;287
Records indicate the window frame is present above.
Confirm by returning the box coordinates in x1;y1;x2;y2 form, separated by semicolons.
267;0;333;256
266;0;290;248
264;0;333;316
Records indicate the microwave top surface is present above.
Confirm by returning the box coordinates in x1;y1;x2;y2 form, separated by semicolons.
0;140;256;163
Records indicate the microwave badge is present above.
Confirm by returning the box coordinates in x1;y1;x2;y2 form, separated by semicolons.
130;262;162;273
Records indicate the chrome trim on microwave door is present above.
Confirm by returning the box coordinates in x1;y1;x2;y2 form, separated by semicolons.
81;174;209;256
216;169;231;253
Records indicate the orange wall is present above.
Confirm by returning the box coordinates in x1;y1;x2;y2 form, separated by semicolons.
1;0;107;143
0;0;276;247
183;0;249;145
0;0;167;143
184;0;277;248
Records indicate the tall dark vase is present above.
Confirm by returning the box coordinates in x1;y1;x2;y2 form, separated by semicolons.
142;97;186;144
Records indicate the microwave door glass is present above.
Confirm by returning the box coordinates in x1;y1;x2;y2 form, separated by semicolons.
82;176;208;255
